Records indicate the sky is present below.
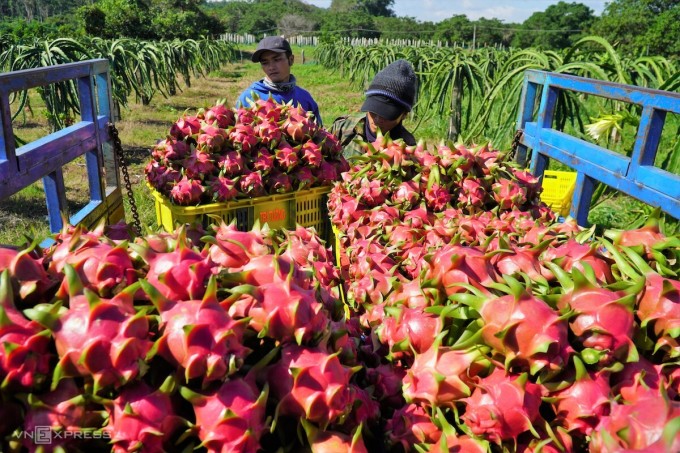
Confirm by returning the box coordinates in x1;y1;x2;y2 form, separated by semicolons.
301;0;610;24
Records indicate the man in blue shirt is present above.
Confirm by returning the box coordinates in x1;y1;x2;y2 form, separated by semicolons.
236;36;322;126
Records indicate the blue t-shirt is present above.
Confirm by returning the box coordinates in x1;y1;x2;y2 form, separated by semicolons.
236;80;323;126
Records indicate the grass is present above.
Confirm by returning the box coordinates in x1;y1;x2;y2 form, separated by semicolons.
1;46;677;245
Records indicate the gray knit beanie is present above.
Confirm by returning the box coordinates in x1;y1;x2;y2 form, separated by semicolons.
365;59;417;111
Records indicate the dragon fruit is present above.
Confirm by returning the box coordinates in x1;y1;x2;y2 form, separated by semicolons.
0;270;52;390
301;141;323;168
23;378;105;452
208;174;239;202
274;139;300;171
206;221;271;269
105;378;183;453
195;124;228;153
550;356;612;436
239;170;266;197
229;123;259;153
281;105;316;142
386;403;442;449
151;138;190;165
251;147;275;174
170;176;204;205
402;342;492;408
267;344;357;428
218;150;246;177
267;171;293;194
131;229;212;301
303;420;368;453
28;275;152;393
182;377;268;453
142;277;249;385
0;242;55;302
182;147;215;178
169;114;200;139
391;181;420;209
255;120;282;146
461;367;543;443
201;101;235;129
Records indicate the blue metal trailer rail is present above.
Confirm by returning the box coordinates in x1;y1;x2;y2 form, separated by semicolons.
516;69;680;225
0;59;123;234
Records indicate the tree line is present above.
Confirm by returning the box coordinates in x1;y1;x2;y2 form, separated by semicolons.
1;0;678;58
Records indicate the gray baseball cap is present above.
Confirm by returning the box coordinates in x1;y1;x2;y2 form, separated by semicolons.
251;36;292;62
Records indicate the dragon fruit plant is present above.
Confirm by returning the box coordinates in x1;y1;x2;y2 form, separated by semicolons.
145;97;347;205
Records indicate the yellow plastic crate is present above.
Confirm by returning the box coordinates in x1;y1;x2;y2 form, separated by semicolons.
149;184;332;240
540;170;578;217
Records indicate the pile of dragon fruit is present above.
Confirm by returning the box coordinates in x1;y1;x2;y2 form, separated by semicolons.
144;97;348;205
328;134;680;452
1;134;680;452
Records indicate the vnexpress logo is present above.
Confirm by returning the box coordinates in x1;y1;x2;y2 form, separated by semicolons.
26;426;52;444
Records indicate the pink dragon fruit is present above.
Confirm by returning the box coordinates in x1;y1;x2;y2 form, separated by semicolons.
301;141;323;168
355;178;389;207
492;178;528;210
241;277;330;345
314;160;338;185
170;176;204;205
365;364;406;409
275;139;300;171
375;306;443;361
391;181;420;208
239;170;266;197
205;221;271;270
0;270;51;390
208;174;239;202
0;243;55;302
461;368;543;443
142;277;249;385
218;150;247;177
151;138;190;164
29;277;152;393
229;123;259;154
386;403;442;449
251;147;275;174
424;183;451;211
169;114;200;139
267;170;293;194
550;356;612;435
23;378;104;452
589;388;680;452
46;227;137;299
201;101;235;129
453;283;572;379
293;166;316;190
281;105;316;142
315;128;343;158
251;96;284;122
130;229;213;301
105;378;183;453
255;120;282;146
303;420;368;453
182;377;268;453
267;344;356;428
403;342;492;408
555;267;638;367
182;147;215;179
457;177;488;208
195;124;228;153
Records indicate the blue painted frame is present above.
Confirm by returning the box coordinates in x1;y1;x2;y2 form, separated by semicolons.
0;59;124;235
515;70;680;225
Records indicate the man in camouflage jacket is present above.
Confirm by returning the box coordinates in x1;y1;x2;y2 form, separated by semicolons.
329;59;417;160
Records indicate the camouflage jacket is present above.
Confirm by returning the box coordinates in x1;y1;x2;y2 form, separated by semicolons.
329;112;416;160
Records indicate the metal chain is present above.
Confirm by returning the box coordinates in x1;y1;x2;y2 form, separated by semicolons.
508;128;524;161
108;122;142;236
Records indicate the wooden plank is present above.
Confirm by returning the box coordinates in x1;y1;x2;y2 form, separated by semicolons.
43;169;67;232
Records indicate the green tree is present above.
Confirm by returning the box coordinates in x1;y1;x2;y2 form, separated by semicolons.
590;0;680;57
432;15;473;46
513;1;594;49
